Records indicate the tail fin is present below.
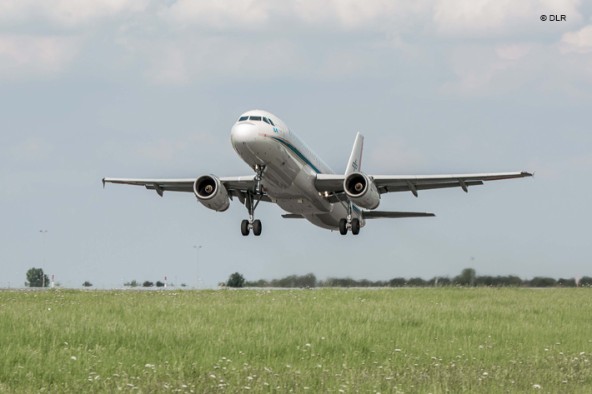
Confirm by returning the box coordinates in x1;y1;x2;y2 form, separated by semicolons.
346;132;364;175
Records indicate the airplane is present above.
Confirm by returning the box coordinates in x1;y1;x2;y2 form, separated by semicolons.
103;109;532;236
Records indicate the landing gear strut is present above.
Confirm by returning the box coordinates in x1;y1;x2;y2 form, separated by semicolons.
241;165;265;236
339;202;361;236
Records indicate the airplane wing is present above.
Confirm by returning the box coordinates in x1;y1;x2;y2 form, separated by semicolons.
102;176;267;202
363;211;435;218
315;171;532;200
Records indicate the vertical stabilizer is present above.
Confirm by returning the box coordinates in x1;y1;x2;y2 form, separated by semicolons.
346;132;364;175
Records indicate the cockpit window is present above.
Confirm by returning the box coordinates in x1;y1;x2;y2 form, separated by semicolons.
238;116;248;122
249;116;262;121
263;117;271;124
267;118;275;126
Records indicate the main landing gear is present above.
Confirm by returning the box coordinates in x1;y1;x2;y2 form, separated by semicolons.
241;165;265;237
338;202;360;236
339;217;360;235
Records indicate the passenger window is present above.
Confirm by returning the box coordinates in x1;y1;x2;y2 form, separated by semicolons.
238;116;248;121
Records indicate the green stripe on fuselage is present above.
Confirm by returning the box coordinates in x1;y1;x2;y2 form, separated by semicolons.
270;136;322;174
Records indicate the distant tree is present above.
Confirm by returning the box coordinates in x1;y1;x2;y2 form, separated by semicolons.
388;278;406;287
407;277;427;287
227;272;245;288
244;279;270;287
432;277;451;287
454;268;476;286
143;281;154;287
578;276;592;287
298;273;317;288
529;277;556;287
156;281;165;287
25;267;49;288
269;273;317;288
323;277;356;287
557;278;576;287
499;275;523;287
124;280;139;287
82;281;93;287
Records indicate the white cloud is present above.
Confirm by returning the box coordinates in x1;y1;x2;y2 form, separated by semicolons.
495;43;533;60
162;0;272;30
0;0;148;29
561;25;592;53
0;0;590;91
433;0;582;37
160;0;427;32
293;0;398;30
0;34;80;78
136;37;307;85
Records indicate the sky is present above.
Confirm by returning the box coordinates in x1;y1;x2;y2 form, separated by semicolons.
1;0;591;288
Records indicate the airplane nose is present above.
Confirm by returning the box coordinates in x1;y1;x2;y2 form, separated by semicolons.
230;122;258;147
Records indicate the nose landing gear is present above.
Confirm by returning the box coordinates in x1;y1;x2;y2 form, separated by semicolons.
241;165;265;237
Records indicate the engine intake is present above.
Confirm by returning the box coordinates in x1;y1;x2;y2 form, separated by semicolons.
193;175;230;212
344;172;380;210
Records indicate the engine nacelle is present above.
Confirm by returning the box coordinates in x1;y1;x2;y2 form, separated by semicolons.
193;175;230;212
344;172;380;210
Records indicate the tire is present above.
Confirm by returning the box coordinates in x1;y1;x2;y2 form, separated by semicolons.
241;220;250;236
339;218;348;235
253;219;262;236
351;218;360;235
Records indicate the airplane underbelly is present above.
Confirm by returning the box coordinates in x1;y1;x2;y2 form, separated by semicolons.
236;133;334;216
304;205;365;230
264;163;331;214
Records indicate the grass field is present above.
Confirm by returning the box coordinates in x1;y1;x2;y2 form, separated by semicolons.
1;288;591;393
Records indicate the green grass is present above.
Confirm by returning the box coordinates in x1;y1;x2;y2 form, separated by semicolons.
1;288;591;393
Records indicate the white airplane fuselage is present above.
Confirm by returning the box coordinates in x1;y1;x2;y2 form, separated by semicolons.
103;110;532;236
230;110;362;230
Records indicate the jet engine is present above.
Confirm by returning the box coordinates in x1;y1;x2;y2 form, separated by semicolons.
193;175;230;212
344;172;380;210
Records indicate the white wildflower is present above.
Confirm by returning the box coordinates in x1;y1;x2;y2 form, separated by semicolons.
70;356;77;361
533;384;541;389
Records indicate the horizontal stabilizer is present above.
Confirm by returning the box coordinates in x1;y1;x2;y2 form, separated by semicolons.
363;211;435;219
282;213;305;219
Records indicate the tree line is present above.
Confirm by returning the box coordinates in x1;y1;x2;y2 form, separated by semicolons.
225;269;592;288
23;267;592;289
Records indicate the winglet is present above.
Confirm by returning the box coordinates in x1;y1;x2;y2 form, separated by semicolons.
346;132;364;175
102;178;106;188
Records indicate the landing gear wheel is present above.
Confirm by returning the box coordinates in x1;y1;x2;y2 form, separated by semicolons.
351;218;360;235
241;219;250;236
339;219;348;235
253;219;262;236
